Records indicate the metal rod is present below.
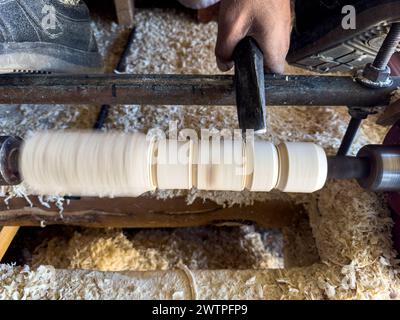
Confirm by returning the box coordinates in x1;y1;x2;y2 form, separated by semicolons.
0;74;397;106
327;156;370;180
115;27;136;73
337;117;363;156
93;27;136;130
93;105;110;130
373;23;400;70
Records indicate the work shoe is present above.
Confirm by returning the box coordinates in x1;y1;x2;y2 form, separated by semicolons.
288;0;400;73
0;0;103;73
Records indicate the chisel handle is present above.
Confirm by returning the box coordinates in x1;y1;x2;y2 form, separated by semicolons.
233;36;266;133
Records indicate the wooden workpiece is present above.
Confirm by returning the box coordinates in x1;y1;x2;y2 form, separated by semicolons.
21;132;157;198
20;132;328;197
5;132;327;232
197;139;245;191
114;0;135;26
156;140;193;190
246;141;279;192
276;142;327;193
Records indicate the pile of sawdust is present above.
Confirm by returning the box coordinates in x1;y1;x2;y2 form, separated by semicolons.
0;9;399;299
4;179;398;300
31;227;283;271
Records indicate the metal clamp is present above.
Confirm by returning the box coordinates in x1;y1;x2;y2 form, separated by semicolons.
0;136;22;186
357;23;400;89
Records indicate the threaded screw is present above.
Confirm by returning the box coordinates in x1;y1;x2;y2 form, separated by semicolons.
373;23;400;70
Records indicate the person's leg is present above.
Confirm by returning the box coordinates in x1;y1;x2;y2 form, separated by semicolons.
0;0;102;73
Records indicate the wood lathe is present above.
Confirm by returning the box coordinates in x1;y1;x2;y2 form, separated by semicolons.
0;27;400;229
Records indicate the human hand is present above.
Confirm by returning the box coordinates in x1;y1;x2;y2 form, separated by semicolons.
215;0;292;74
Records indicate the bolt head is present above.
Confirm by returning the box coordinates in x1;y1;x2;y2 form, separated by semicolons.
362;63;391;83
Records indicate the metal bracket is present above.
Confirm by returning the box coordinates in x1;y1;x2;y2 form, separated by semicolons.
337;106;376;156
377;97;400;126
357;23;400;89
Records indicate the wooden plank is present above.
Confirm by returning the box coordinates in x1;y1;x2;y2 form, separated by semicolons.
114;0;135;26
0;196;302;229
0;226;19;262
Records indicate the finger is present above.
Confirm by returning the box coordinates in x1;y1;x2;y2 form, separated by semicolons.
250;23;291;74
252;34;288;74
215;4;250;71
197;3;220;23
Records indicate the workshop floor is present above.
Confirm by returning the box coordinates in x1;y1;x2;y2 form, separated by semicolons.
0;8;399;299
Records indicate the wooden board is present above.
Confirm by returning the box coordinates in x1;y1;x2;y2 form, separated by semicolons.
0;226;19;262
114;0;135;26
0;196;303;229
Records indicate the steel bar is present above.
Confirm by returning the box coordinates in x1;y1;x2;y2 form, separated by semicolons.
337;106;373;156
93;105;110;130
0;74;397;106
337;117;363;156
115;27;136;73
92;27;136;131
327;156;370;180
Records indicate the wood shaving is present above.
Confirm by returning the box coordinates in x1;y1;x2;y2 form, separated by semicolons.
30;226;283;271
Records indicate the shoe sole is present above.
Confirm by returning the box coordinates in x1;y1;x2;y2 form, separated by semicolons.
288;2;400;73
0;42;103;74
